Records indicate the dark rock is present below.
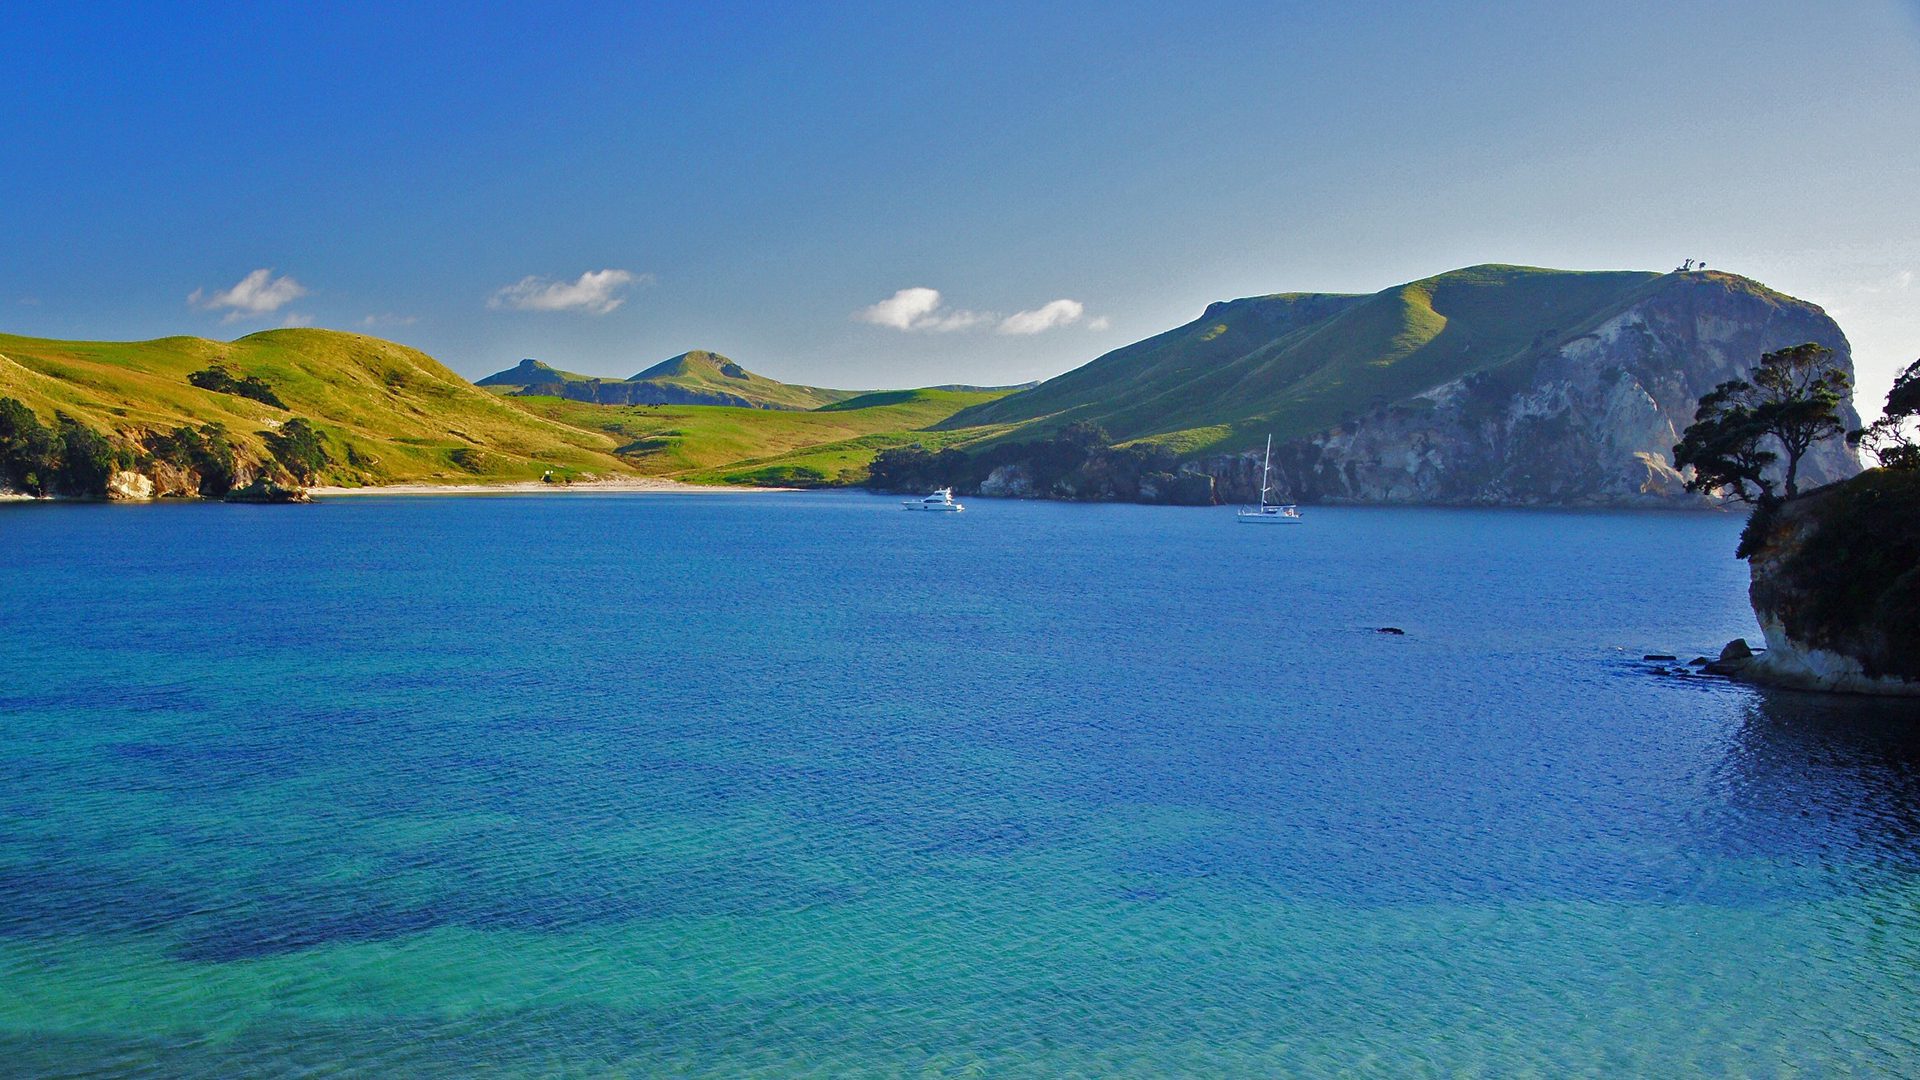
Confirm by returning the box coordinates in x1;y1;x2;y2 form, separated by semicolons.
1702;640;1754;677
1644;654;1677;661
1376;627;1406;635
224;478;311;504
1689;657;1711;666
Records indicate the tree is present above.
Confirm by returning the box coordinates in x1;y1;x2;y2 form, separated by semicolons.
1674;380;1778;504
1850;357;1920;471
262;418;330;484
1674;342;1851;502
53;414;122;495
0;397;56;495
148;422;239;494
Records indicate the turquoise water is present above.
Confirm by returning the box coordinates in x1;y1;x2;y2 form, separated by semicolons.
2;491;1918;1076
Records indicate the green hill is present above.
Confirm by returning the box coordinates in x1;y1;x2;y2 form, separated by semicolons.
481;349;862;410
0;329;637;485
0;330;1026;496
943;264;1670;453
474;358;593;393
512;387;1011;483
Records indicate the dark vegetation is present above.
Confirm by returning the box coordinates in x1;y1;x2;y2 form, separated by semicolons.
262;418;330;483
1773;469;1920;680
2;390;334;498
1850;356;1920;472
0;397;130;496
869;421;1214;504
188;365;287;409
146;423;240;495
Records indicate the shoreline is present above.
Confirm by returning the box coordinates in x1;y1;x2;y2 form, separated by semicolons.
307;476;792;498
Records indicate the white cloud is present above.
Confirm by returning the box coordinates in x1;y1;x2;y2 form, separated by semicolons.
189;268;309;323
488;269;647;315
855;286;942;329
278;312;314;328
857;287;1100;335
18;296;41;307
852;286;989;331
1086;315;1112;332
998;299;1086;335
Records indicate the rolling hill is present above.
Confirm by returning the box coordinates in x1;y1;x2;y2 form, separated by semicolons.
510;387;1012;485
943;264;1668;452
481;350;861;409
0;328;636;486
474;358;594;393
0;329;1009;495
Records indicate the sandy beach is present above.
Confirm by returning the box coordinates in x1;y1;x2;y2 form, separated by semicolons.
306;476;792;498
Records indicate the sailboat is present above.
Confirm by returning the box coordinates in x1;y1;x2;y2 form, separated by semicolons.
1237;435;1301;524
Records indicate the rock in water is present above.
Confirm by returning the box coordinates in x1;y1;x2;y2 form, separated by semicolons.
223;477;312;504
1703;638;1755;676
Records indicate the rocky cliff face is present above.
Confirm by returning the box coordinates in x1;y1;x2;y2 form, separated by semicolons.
1734;471;1920;696
1206;273;1861;506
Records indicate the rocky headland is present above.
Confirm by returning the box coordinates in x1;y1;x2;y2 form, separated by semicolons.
921;266;1863;508
1714;470;1920;697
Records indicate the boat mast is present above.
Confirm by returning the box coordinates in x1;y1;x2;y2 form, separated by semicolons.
1260;434;1273;508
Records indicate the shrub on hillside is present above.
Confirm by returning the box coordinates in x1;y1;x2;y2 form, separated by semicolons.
263;418;330;484
54;415;128;495
189;365;287;409
147;423;240;495
0;397;58;495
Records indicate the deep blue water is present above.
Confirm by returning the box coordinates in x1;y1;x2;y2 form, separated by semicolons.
2;491;1917;1075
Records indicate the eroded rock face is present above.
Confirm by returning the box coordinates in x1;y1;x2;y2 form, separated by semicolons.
1205;275;1863;506
105;470;155;501
978;465;1035;498
1739;472;1920;696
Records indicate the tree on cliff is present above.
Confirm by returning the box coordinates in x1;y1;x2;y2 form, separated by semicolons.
1674;342;1852;503
0;397;57;495
262;418;330;484
1850;357;1920;472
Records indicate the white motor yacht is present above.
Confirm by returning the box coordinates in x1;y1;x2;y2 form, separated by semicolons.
903;487;964;512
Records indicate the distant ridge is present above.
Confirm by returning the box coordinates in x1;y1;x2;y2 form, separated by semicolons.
475;358;591;392
481;350;861;410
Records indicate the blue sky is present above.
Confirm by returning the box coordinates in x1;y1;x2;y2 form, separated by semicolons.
4;1;1918;411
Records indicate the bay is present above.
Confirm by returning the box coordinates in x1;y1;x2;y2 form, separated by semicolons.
2;491;1916;1075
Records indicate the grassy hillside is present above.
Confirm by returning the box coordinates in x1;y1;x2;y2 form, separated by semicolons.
943;264;1668;454
474;358;594;393
513;387;1009;481
625;350;860;410
476;350;863;410
0;329;636;484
